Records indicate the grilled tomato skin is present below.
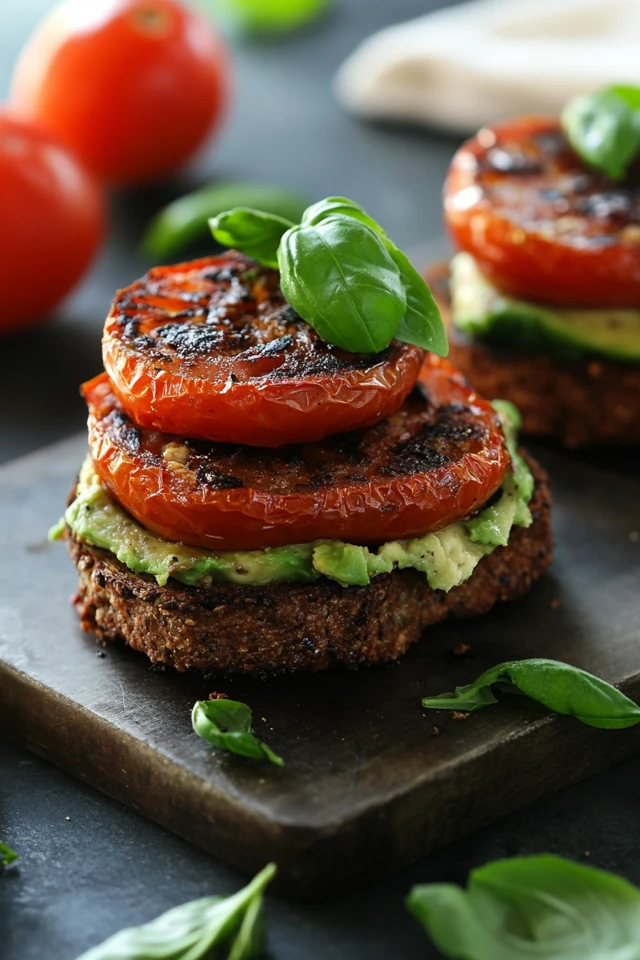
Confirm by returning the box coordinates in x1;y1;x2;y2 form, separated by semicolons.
11;0;228;186
445;116;640;307
83;357;509;552
0;112;104;334
102;252;426;447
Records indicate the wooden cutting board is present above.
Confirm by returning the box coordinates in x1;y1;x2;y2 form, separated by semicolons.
1;435;639;899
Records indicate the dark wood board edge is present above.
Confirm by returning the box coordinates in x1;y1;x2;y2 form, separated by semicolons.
4;655;640;900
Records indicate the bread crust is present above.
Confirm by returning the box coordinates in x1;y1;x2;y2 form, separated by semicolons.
67;459;553;674
427;262;640;448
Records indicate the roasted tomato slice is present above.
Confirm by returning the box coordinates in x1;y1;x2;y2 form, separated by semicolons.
83;357;509;551
102;252;424;447
445;117;640;307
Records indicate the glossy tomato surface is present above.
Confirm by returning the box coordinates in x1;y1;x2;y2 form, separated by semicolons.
445;117;640;307
102;252;425;447
83;356;509;551
11;0;229;186
0;112;104;335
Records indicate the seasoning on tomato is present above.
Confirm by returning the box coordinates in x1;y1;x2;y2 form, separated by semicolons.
445;116;640;308
102;252;426;447
0;111;104;335
11;0;229;186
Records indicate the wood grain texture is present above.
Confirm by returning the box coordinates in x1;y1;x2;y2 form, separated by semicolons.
0;435;639;898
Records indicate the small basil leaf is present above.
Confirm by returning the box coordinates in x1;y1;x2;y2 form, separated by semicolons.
422;658;640;729
0;841;17;867
209;208;294;269
302;196;384;234
205;0;332;35
278;215;406;353
562;85;640;181
142;182;310;260
384;243;448;356
192;699;284;766
408;854;640;960
76;862;276;960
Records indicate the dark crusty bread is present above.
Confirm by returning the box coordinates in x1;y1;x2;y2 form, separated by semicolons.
68;457;552;674
427;262;640;448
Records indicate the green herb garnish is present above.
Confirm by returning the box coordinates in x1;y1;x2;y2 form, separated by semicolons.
203;0;332;35
0;841;17;867
422;658;640;729
408;854;640;960
562;84;640;181
142;182;311;260
76;862;276;959
192;699;284;766
210;195;447;355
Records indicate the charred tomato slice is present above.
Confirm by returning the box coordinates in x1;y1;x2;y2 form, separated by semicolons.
83;355;509;552
445;116;640;307
102;252;425;447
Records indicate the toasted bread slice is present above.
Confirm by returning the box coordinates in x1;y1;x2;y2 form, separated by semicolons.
67;457;552;674
428;262;640;448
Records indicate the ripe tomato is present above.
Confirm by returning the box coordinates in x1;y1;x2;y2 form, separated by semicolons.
102;251;425;447
0;112;104;335
445;117;640;307
11;0;229;186
83;357;509;551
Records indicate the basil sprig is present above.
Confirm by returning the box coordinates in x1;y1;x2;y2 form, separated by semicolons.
407;854;640;960
422;658;640;729
562;85;640;181
210;196;447;355
192;699;284;766
0;840;17;867
76;862;276;960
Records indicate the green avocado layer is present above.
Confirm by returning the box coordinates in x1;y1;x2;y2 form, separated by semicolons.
451;252;640;363
52;403;532;592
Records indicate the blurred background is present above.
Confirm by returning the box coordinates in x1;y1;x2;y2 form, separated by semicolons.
1;0;464;464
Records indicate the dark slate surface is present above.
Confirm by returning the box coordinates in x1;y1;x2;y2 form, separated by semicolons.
2;0;640;958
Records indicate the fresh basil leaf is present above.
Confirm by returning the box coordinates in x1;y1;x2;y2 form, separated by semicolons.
142;182;310;260
408;854;640;960
210;208;294;269
278;215;406;353
385;244;448;356
76;862;276;960
0;840;17;867
302;196;384;234
302;198;448;355
203;0;332;35
562;85;640;181
192;699;284;766
422;658;640;729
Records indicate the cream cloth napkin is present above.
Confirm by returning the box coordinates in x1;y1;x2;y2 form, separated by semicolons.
335;0;640;133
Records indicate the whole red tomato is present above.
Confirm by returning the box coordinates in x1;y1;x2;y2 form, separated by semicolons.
0;112;105;335
11;0;229;186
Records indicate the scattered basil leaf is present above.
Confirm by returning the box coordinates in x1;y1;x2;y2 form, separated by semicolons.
407;854;640;960
385;244;448;356
210;208;294;269
142;182;311;260
562;85;640;181
278;215;407;353
76;862;276;960
0;841;17;867
192;699;284;766
203;0;332;35
422;658;640;729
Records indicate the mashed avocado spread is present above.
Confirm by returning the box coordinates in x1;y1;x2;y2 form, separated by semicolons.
52;403;533;591
451;252;640;363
